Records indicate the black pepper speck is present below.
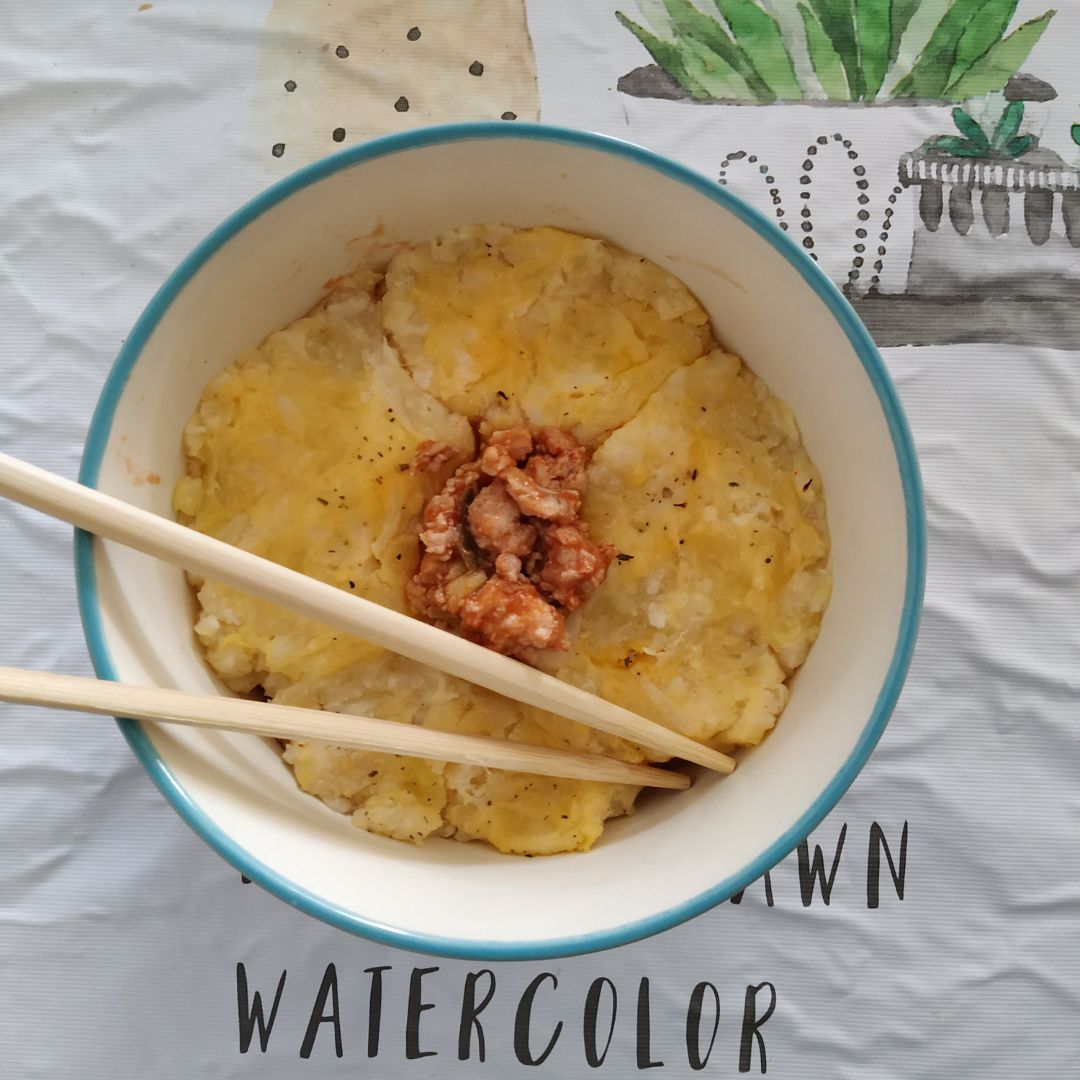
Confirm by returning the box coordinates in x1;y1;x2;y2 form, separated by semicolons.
335;44;349;58
469;60;484;76
284;80;296;92
501;111;517;121
271;142;285;158
394;95;409;112
407;26;421;41
332;127;346;142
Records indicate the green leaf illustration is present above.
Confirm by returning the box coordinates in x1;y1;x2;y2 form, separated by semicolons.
893;0;986;98
991;99;1024;148
615;10;712;98
1072;123;1080;147
951;106;988;145
798;2;850;99
616;0;1054;109
677;32;758;100
636;0;675;36
925;135;964;152
711;0;803;99
1002;134;1034;157
925;135;982;156
662;0;773;99
856;0;892;99
888;0;922;68
948;0;1018;87
806;0;861;99
944;11;1055;100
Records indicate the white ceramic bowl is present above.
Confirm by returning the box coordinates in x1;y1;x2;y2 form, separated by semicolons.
77;123;924;959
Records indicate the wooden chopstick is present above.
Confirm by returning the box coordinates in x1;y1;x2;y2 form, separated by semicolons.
0;452;735;775
0;667;690;789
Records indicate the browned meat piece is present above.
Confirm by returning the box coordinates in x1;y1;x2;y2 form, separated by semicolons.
532;426;579;457
526;428;587;494
495;552;523;580
538;523;618;611
416;463;480;556
502;469;580;523
467;479;537;557
408;425;613;657
486;427;533;461
479;439;580;523
459;577;567;653
414;440;465;472
407;552;461;619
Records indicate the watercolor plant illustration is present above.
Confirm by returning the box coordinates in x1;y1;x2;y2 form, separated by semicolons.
710;84;1080;347
616;0;1055;104
899;93;1080;250
923;99;1034;158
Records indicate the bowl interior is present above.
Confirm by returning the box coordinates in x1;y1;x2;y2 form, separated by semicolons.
79;126;921;958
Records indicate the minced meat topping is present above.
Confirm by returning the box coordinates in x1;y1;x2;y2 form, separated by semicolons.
407;426;617;656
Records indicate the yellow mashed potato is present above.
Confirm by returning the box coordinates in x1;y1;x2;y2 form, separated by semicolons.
175;226;832;856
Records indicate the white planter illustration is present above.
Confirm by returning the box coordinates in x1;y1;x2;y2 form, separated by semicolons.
901;148;1080;297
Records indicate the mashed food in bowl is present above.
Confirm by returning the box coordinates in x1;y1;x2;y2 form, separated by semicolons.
173;225;832;856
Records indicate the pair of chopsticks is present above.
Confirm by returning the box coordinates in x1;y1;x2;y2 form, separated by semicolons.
0;452;737;790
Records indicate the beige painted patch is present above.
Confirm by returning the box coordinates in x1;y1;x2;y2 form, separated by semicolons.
255;1;540;167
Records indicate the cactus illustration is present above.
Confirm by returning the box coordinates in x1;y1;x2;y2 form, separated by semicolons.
616;0;1055;103
924;99;1034;159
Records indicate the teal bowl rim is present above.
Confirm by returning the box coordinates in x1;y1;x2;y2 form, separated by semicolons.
75;120;926;961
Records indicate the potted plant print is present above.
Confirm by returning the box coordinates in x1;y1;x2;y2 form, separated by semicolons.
615;0;1055;106
899;94;1080;298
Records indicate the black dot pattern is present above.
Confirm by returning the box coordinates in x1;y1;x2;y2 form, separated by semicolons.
469;60;484;76
793;133;874;275
718;150;787;233
407;26;421;41
335;44;349;58
332;127;345;142
394;96;409;112
719;133;899;290
271;142;285;158
284;79;296;92
501;111;517;121
867;185;904;293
